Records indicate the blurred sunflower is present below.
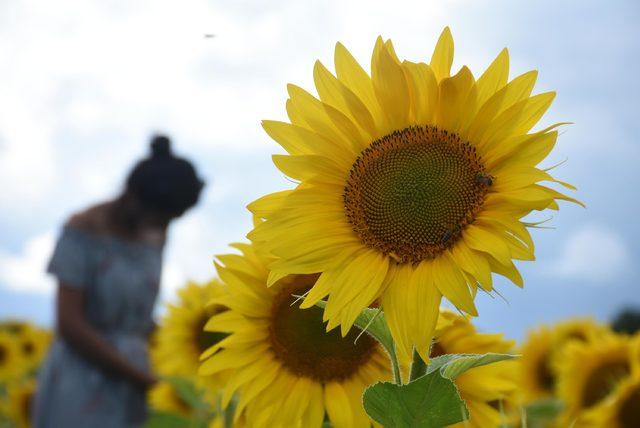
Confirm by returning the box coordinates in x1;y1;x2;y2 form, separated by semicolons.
15;325;52;373
152;280;229;395
199;243;391;427
520;319;606;401
581;374;640;428
555;334;637;426
148;380;194;418
431;311;517;428
0;330;23;382
3;380;35;428
0;320;29;335
554;318;608;346
248;27;580;363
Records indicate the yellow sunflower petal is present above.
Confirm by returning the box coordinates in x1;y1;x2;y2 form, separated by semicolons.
372;36;410;132
324;382;354;428
433;254;478;316
430;26;454;81
401;60;438;125
476;48;509;107
436;65;476;132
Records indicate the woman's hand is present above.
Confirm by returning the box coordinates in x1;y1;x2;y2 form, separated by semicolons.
132;371;158;391
57;284;157;390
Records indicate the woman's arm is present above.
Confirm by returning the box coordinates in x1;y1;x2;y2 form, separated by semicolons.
56;284;157;390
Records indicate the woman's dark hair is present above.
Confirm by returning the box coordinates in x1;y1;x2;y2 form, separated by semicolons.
125;135;205;217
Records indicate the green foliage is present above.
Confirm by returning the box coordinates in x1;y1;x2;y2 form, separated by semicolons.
363;368;468;427
363;350;518;427
142;411;193;428
427;353;518;379
164;376;207;412
142;377;219;428
315;300;520;427
523;398;563;428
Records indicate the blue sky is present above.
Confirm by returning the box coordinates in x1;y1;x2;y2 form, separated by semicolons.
0;0;638;340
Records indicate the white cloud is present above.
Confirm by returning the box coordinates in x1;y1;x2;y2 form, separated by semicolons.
549;224;631;283
0;231;56;295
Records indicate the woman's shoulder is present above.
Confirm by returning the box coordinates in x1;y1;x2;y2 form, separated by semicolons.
66;202;113;236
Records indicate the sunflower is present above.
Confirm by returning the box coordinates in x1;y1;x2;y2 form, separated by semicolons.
430;310;517;428
520;319;609;402
199;243;392;427
248;27;580;363
152;280;229;396
0;320;28;335
0;330;24;382
15;325;52;374
3;380;35;428
555;333;637;426
581;374;640;428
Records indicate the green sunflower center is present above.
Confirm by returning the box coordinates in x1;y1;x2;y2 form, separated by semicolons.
196;312;228;353
268;275;377;382
344;125;491;264
619;384;640;428
582;359;630;408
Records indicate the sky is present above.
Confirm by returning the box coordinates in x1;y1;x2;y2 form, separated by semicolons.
0;0;638;341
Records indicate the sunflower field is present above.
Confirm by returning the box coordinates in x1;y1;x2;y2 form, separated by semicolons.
3;26;639;428
0;321;51;428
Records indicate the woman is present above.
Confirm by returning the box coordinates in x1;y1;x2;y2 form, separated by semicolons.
33;135;205;428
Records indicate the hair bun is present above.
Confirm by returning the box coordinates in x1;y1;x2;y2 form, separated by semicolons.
150;135;172;158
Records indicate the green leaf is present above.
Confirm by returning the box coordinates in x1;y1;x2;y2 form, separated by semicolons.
313;302;395;354
363;353;519;427
142;412;191;428
524;398;563;428
363;369;468;427
163;376;205;411
427;353;519;379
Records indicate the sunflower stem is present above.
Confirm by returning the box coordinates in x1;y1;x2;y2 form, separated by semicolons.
389;347;403;385
409;348;428;382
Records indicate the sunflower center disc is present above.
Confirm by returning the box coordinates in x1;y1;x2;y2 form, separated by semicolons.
620;386;640;427
582;360;630;407
536;355;555;392
269;275;376;382
0;345;6;364
344;125;491;264
22;341;34;356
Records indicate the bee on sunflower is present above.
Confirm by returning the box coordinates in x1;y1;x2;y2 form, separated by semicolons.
555;333;638;426
431;311;518;428
248;27;581;364
199;243;392;427
520;318;607;401
151;280;229;398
